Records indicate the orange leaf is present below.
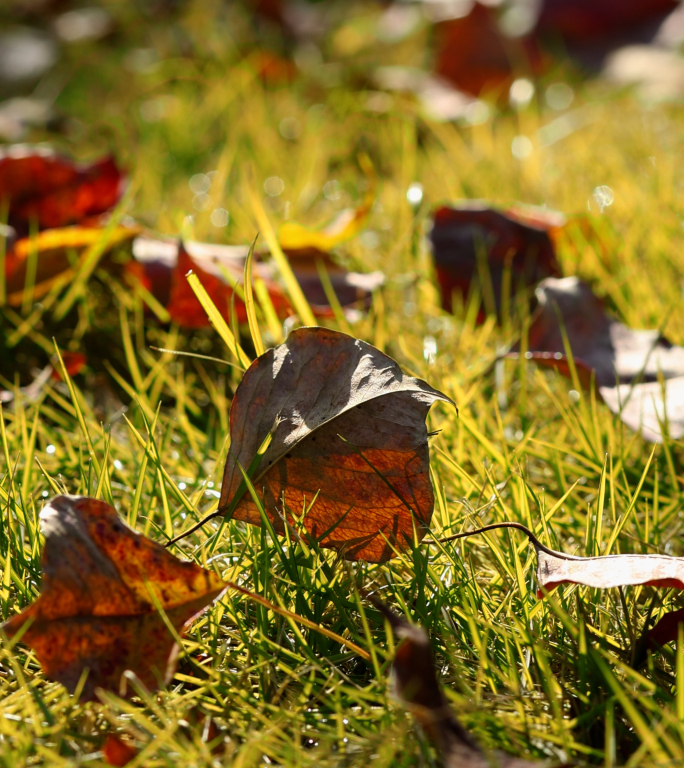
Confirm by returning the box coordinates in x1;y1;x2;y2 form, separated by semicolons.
3;495;226;701
219;327;453;563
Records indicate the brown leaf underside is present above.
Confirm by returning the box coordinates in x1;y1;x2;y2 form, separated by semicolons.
3;495;225;701
221;327;452;563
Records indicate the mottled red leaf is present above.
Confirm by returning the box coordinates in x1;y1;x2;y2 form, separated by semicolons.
644;608;684;651
50;351;87;380
219;327;452;563
430;203;563;319
0;145;125;232
3;495;225;701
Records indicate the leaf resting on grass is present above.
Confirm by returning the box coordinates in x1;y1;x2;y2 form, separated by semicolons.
2;495;226;701
219;327;453;562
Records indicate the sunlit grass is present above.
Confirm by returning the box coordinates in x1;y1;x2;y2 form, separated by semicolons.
2;1;684;766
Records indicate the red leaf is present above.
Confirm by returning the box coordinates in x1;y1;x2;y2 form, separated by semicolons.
0;146;125;232
430;203;563;319
103;735;138;767
433;3;545;97
50;351;87;380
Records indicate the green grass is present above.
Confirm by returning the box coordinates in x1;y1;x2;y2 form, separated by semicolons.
3;1;684;766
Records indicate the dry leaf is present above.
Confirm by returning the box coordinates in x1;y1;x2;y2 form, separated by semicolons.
510;277;684;441
534;0;678;44
371;597;567;767
219;327;452;562
644;607;684;651
598;378;684;442
440;522;684;597
3;495;225;701
520;277;684;387
0;145;125;233
103;734;138;766
128;236;383;326
277;200;372;256
432;2;545;98
430;203;563;320
0;351;87;405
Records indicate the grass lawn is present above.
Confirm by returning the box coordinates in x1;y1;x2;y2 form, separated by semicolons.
2;2;684;766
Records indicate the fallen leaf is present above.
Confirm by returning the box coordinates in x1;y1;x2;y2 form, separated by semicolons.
0;145;125;233
3;495;226;701
4;223;139;306
103;734;138;767
506;351;597;392
128;236;383;327
534;0;678;44
519;277;684;387
598;378;684;443
430;203;563;320
432;2;544;98
644;607;684;652
370;597;566;767
510;277;684;441
0;350;86;404
278;199;372;256
219;327;452;563
50;350;87;380
438;522;684;597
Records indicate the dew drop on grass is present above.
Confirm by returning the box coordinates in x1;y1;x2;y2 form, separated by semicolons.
323;180;341;200
46;444;56;454
464;100;490;125
511;135;533;159
592;185;614;212
264;176;284;196
279;117;301;140
509;78;534;109
406;182;423;206
211;208;229;227
423;335;437;365
545;83;574;111
189;173;211;194
360;231;379;249
193;193;210;212
113;459;123;470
